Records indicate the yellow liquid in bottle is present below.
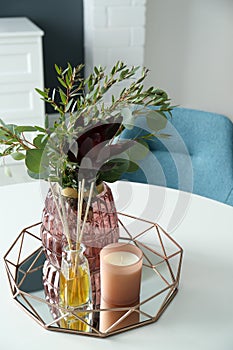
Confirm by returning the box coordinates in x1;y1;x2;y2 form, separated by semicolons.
60;312;90;331
59;248;92;331
60;265;91;308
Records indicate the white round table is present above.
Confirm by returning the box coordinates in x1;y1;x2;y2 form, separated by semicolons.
1;181;233;350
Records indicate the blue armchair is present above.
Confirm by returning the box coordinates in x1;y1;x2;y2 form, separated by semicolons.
121;107;233;206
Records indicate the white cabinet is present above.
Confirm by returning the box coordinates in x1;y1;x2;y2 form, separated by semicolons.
0;17;44;125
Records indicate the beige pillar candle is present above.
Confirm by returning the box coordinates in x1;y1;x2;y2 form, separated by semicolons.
100;243;143;306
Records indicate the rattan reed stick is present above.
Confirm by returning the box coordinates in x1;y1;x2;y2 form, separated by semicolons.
78;181;95;244
58;185;72;250
76;179;85;250
76;180;81;244
48;180;72;250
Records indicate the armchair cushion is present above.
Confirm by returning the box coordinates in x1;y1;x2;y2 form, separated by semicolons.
121;107;233;206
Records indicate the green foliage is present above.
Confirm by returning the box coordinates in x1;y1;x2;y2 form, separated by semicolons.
15;126;37;133
124;140;149;163
146;110;168;131
35;61;172;123
0;61;173;188
96;158;131;183
11;152;25;161
25;149;44;173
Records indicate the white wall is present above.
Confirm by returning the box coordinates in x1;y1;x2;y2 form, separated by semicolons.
83;0;147;101
145;0;233;121
84;0;146;75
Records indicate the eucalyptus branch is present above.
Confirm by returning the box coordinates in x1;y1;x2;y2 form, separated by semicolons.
0;125;32;151
21;132;37;148
36;61;172;121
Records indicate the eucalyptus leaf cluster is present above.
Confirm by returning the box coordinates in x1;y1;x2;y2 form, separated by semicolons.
0;61;173;188
36;61;172;122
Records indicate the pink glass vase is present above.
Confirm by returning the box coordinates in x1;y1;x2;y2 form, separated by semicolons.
41;182;119;307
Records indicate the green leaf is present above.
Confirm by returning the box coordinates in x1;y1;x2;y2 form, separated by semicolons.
84;74;93;91
4;123;17;133
44;115;49;129
33;134;47;149
98;158;130;183
25;149;44;173
126;161;139;173
146;110;167;132
94;66;99;75
34;125;46;133
0;128;7;140
27;168;50;180
156;133;170;139
64;98;73;113
126;140;149;161
15;126;37;133
35;88;48;98
0;118;6;127
65;74;70;87
59;88;67;104
11;152;25;161
54;64;62;75
67;62;73;74
57;77;67;89
27;169;41;179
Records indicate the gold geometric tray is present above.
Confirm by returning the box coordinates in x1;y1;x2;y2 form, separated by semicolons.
4;213;183;337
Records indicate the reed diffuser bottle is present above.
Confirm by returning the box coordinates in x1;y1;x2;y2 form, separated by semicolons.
58;180;95;331
59;244;92;330
60;244;92;308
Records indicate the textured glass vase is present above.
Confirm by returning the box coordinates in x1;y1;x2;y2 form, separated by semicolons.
41;182;119;307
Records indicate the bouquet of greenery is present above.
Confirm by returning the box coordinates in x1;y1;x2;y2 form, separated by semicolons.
0;61;172;190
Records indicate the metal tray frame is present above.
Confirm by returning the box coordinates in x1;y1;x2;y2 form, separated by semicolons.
4;213;183;338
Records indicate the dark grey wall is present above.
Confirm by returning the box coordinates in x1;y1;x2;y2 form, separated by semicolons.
0;0;84;113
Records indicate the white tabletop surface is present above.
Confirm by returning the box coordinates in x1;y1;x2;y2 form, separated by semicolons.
0;181;233;350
